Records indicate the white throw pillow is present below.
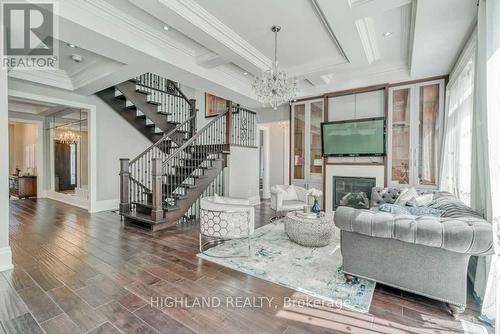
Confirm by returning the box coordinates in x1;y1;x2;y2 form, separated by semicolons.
408;193;434;207
394;187;418;206
277;185;298;201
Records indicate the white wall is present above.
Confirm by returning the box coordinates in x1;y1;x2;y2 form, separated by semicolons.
257;104;289;123
9;123;38;175
227;146;260;204
9;78;151;210
0;67;13;271
259;122;290;187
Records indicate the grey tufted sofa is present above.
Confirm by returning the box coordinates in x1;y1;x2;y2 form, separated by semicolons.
334;187;493;317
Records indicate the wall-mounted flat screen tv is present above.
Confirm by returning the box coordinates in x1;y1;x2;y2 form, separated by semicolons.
321;117;386;157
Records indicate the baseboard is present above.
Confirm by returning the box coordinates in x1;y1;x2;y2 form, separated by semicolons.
0;247;13;272
45;191;89;210
248;195;261;206
91;199;119;213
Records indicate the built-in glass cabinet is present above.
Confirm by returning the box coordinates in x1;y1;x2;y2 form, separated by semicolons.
291;100;324;193
388;79;444;188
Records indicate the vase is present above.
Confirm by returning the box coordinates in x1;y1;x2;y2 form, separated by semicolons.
311;198;320;217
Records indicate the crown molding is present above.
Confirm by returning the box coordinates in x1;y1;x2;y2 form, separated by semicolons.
285;58;348;79
66;0;198;57
158;0;271;71
9;69;73;90
71;61;125;90
355;16;380;64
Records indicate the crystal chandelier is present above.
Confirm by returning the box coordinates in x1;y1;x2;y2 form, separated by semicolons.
252;25;298;110
57;129;79;145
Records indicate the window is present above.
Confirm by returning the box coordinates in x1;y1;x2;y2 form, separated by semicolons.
440;58;475;205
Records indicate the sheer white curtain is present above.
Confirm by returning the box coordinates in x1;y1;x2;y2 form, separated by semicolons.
440;52;475;205
471;0;500;327
442;0;499;326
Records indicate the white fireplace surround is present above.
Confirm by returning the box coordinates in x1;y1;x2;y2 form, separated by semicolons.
325;165;385;212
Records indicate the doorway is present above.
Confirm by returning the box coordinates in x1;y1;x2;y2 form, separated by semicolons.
54;141;77;193
258;126;270;199
8;121;39;200
7;95;93;210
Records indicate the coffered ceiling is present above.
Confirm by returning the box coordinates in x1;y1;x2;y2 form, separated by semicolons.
8;0;477;107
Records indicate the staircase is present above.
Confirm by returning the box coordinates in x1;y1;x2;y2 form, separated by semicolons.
98;73;234;231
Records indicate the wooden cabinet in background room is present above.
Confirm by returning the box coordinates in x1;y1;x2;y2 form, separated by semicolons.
290;99;324;196
9;176;37;199
388;79;445;188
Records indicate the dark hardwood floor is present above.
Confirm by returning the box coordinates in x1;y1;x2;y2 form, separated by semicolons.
0;198;493;334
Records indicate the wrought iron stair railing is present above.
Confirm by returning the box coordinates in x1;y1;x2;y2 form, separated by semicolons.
120;101;232;227
127;115;196;208
231;105;257;147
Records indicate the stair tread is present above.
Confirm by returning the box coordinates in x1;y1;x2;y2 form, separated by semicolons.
164;174;207;179
121;211;167;224
132;201;179;211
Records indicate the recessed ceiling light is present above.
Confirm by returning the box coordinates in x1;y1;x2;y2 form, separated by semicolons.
243;72;248;76
67;43;76;48
70;54;83;63
163;25;169;31
383;32;392;37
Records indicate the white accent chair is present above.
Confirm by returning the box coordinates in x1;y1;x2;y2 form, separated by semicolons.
199;195;255;257
270;185;309;220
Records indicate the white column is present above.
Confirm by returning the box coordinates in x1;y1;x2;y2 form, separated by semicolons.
0;67;13;271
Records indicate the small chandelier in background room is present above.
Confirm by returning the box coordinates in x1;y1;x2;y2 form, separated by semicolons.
252;25;298;110
57;129;79;145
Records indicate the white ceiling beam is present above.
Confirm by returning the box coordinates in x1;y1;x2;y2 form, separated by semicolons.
196;52;230;69
21;0;260;106
349;0;412;18
304;73;335;86
130;0;271;75
355;16;380;64
314;0;369;66
409;0;476;78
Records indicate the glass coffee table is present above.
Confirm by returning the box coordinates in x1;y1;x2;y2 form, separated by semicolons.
284;211;335;247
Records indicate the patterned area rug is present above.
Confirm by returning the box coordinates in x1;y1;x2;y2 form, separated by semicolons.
198;220;376;313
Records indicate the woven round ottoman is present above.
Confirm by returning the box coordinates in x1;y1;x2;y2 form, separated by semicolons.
284;212;335;247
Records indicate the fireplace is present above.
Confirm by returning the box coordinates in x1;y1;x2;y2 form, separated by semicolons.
332;176;376;210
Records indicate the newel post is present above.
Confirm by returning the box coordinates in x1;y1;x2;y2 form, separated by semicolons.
151;158;163;222
119;158;130;213
225;100;233;145
189;98;196;137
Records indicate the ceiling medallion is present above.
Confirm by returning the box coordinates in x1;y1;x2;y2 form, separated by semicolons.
252;25;298;110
